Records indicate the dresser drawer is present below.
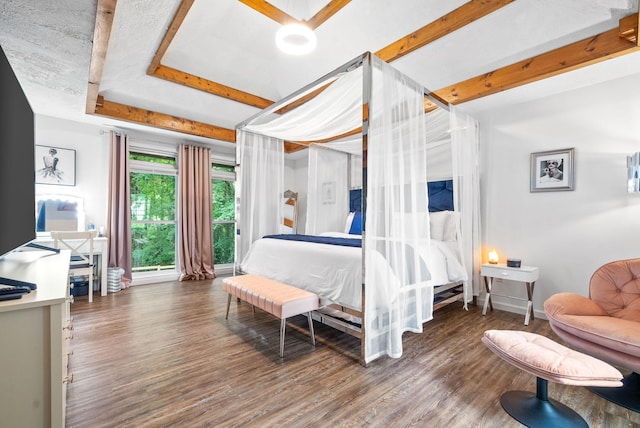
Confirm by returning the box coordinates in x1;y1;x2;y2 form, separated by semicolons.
481;264;539;282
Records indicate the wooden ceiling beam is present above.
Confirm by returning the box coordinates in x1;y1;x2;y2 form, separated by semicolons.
239;0;351;28
307;0;352;29
146;0;274;110
89;0;640;151
619;13;639;45
86;0;117;114
433;15;640;105
147;0;195;74
283;141;309;153
95;96;236;142
153;64;274;109
237;0;295;25
376;0;515;63
282;127;362;153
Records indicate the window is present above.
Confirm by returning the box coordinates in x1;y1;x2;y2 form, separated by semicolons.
212;164;235;265
129;152;177;273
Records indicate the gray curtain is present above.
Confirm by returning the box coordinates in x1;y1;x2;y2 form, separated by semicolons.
107;131;132;287
178;144;215;280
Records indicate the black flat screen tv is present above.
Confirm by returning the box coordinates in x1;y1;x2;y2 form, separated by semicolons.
0;44;35;257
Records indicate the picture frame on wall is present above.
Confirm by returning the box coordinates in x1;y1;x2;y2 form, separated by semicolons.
322;181;336;204
530;148;574;192
35;145;76;186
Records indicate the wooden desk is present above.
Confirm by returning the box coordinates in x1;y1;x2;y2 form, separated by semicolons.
35;235;109;296
0;249;71;428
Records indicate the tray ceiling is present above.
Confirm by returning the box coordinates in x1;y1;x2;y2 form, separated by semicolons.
1;0;639;153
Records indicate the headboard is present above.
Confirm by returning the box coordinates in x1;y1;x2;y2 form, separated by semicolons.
349;188;362;212
349;180;454;213
427;180;454;212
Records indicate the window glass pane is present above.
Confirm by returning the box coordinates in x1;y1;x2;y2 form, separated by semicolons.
131;173;175;221
213;223;235;264
212;177;235;265
130;152;176;165
213;164;234;172
130;152;177;274
212;179;235;221
131;223;176;272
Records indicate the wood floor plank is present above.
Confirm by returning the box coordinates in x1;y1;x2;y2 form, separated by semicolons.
65;278;640;427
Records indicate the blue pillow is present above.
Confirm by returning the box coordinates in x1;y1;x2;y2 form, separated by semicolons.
349;211;362;235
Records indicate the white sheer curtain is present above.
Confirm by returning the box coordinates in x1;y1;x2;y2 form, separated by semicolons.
450;106;481;301
236;130;284;264
364;57;431;362
424;108;453;181
319;137;363;189
305;145;350;234
235;54;466;363
244;69;362;141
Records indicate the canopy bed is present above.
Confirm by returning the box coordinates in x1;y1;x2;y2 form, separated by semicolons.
235;52;480;364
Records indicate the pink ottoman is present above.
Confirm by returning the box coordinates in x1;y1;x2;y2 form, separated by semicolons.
223;274;319;357
482;330;623;427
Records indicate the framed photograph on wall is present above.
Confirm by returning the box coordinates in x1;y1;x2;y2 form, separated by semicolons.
530;148;574;192
322;181;336;204
35;145;76;186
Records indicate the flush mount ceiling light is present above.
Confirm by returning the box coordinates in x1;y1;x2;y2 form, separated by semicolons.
275;23;317;55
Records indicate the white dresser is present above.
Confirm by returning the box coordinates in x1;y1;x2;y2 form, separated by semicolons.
0;249;71;428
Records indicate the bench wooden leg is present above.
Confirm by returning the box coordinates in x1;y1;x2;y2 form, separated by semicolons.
307;312;315;346
280;318;287;358
225;294;231;320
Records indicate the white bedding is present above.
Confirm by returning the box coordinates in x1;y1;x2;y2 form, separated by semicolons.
240;236;361;309
239;233;467;310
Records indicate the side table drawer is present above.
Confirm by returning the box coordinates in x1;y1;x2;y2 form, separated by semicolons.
481;265;539;282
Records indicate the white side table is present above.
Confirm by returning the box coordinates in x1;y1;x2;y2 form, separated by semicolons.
481;263;539;325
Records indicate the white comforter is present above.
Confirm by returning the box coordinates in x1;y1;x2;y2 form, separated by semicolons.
240;234;467;310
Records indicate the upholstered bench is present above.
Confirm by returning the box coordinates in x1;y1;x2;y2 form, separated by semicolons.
482;330;623;427
222;274;319;357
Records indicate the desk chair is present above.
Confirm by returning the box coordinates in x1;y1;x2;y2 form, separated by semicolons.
51;230;97;302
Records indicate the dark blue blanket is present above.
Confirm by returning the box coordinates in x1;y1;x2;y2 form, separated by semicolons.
263;234;362;248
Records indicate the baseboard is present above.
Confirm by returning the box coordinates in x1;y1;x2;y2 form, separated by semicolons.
478;296;547;321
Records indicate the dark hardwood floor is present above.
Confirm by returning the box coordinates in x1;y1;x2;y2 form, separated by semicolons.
65;278;640;427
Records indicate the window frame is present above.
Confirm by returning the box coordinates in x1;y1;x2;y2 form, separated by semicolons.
129;152;179;278
211;163;236;272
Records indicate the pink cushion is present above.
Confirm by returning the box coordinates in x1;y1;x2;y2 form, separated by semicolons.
590;259;640;322
544;293;640;362
482;330;622;387
223;274;319;319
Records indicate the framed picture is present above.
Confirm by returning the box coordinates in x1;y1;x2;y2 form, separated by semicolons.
35;145;76;186
322;181;336;204
530;148;574;192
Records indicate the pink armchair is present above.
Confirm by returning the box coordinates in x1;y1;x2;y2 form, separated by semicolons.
544;258;640;412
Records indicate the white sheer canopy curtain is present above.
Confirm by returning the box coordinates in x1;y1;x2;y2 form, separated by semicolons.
424;108;453;180
364;57;431;363
236;130;284;264
450;106;481;300
305;145;350;235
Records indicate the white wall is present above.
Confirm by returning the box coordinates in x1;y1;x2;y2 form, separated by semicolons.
35;115;110;230
475;72;640;319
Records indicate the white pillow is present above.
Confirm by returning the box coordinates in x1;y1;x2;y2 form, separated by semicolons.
430;211;458;241
429;211;449;241
344;212;355;234
443;211;459;241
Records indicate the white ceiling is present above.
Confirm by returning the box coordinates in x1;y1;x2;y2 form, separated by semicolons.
1;0;640;155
